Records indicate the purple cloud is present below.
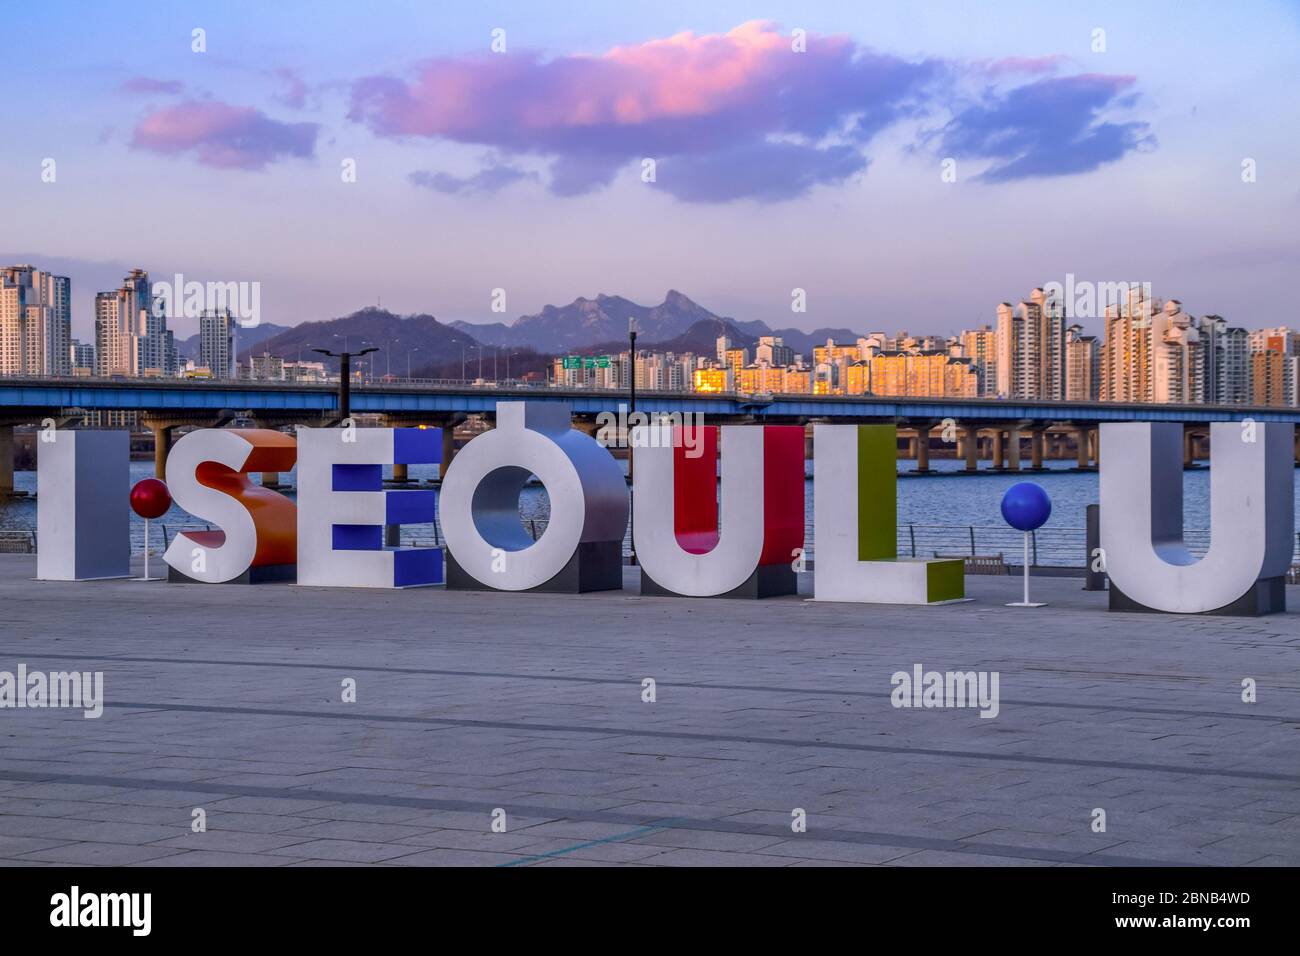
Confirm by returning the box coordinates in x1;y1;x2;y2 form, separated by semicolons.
272;68;308;109
122;77;184;95
347;20;1151;201
931;74;1154;182
131;100;319;170
980;54;1070;77
351;21;938;202
409;164;539;194
655;142;868;202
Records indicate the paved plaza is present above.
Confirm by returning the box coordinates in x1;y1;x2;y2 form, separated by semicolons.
0;554;1297;867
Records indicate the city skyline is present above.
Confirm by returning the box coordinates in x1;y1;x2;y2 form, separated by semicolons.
4;259;1297;409
5;1;1299;338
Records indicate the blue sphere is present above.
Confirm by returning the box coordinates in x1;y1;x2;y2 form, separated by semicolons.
1000;482;1051;531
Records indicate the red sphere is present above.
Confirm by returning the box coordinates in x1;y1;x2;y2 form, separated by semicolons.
130;478;172;519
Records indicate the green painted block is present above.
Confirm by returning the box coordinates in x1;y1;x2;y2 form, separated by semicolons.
856;424;897;561
926;559;965;602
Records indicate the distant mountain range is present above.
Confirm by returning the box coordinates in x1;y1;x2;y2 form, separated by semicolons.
450;290;727;351
448;289;865;356
243;292;874;377
242;308;482;376
177;322;291;361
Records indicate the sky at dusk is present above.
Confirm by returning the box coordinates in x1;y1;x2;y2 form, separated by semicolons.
3;0;1298;342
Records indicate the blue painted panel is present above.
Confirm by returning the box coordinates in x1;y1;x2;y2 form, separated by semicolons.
393;427;441;464
394;547;443;587
385;489;437;525
332;463;382;492
333;524;382;551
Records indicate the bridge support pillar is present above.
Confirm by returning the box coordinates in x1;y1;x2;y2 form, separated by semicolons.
962;427;979;472
392;463;409;483
1075;426;1090;469
1029;428;1044;470
1005;426;1021;471
915;426;931;473
993;429;1013;470
261;472;281;489
150;424;174;480
442;425;458;476
0;425;13;497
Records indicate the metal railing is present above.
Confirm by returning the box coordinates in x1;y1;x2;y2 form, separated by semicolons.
2;371;1298;417
393;523;1300;568
0;530;36;554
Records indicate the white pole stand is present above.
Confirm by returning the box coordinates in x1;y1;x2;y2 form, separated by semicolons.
1006;530;1046;607
135;518;163;582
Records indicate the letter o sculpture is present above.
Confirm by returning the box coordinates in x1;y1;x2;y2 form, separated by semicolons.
440;402;628;592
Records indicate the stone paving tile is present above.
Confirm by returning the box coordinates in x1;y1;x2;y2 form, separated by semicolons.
1;557;1297;868
261;839;424;863
0;835;77;856
888;850;1061;867
629;828;789;852
384;847;534;866
130;850;296;867
150;830;318;853
276;819;435;843
16;842;189;865
388;829;547;851
514;839;673;864
637;847;797;867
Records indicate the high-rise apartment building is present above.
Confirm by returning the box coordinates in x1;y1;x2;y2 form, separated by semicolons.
995;288;1065;399
867;351;978;398
0;264;72;376
1065;326;1100;401
958;325;998;397
1210;319;1250;405
1249;327;1300;407
1150;300;1208;404
755;336;793;367
1100;285;1156;402
199;309;235;379
94;269;177;377
69;339;95;374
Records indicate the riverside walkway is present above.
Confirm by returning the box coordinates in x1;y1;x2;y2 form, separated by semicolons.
0;556;1297;867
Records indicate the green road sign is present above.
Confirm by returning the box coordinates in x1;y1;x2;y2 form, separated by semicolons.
562;356;581;370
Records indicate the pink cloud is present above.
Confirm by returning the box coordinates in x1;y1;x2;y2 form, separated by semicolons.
981;54;1071;76
349;20;938;200
131;100;319;170
348;20;1150;200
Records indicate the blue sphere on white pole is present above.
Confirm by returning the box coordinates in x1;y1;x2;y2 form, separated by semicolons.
1000;482;1051;607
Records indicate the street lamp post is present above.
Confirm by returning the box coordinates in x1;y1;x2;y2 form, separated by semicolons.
628;317;637;566
312;346;377;420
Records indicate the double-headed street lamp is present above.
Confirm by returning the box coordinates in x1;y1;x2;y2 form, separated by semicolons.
312;346;377;420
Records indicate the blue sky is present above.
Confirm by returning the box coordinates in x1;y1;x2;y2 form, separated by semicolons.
3;1;1298;341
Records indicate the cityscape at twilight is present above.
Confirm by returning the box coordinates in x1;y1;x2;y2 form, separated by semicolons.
1;0;1299;902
